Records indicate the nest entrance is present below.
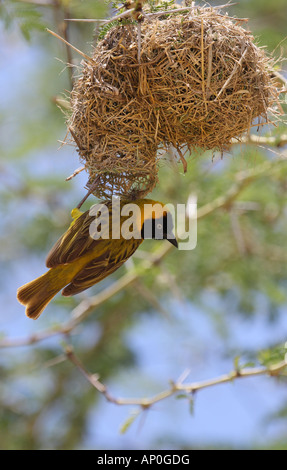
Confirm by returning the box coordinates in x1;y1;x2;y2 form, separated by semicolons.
68;5;279;200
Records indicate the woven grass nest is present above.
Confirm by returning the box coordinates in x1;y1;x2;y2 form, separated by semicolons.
68;4;279;200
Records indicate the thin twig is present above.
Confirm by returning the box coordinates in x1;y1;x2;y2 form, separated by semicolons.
65;8;134;24
201;18;207;112
137;22;142;64
206;42;213;94
18;0;52;5
65;344;287;408
0;325;74;348
46;28;95;64
214;47;248;101
64;3;238;24
177;147;188;173
231;133;287;147
76;176;100;209
61;8;74;89
65;166;85;181
272;70;287;89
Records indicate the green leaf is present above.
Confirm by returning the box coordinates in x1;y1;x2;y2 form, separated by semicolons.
258;344;287;367
0;0;47;40
233;355;241;372
119;409;141;434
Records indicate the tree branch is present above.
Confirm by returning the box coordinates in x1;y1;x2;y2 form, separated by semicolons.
65;344;287;408
232;133;287;147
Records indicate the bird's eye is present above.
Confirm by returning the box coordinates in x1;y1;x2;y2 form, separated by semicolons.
157;223;162;230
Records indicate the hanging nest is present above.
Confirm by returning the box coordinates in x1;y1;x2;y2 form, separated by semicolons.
68;4;279;200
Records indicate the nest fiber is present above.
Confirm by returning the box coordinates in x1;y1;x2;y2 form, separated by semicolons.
68;5;278;199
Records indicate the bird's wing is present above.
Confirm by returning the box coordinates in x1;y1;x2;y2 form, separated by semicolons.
61;241;140;296
61;258;125;296
46;207;110;268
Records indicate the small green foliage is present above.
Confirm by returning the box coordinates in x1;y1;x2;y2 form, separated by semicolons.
176;393;194;414
233;355;241;372
98;18;134;41
258;344;287;367
148;0;176;13
119;408;141;434
0;0;46;40
233;356;256;372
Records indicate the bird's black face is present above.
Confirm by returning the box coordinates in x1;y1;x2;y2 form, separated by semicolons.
141;212;178;248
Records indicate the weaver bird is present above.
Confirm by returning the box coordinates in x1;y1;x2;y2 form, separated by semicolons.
17;199;178;320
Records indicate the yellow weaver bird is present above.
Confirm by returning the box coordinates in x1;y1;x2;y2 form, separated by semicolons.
17;199;178;320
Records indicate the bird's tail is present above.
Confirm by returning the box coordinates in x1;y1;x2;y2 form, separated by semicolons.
17;269;65;320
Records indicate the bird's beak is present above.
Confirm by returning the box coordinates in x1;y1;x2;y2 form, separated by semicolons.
166;233;178;248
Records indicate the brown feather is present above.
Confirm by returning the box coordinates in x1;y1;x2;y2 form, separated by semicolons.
17;266;73;319
62;262;123;296
62;238;141;296
46;211;96;267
